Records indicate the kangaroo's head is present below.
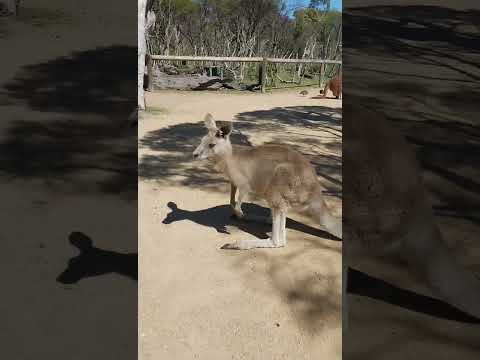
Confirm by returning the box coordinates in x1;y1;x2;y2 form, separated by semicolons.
57;232;137;284
162;202;185;224
193;113;233;160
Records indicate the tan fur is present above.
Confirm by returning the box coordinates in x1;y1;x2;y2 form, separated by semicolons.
193;114;342;250
343;104;480;330
321;70;342;99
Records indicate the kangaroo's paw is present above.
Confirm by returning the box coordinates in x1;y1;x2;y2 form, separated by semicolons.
231;207;244;220
221;238;280;250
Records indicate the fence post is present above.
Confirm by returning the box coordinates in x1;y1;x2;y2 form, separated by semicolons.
147;54;154;92
261;57;267;93
319;62;325;90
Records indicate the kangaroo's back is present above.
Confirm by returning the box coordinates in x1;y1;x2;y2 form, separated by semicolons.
231;144;320;209
322;70;342;98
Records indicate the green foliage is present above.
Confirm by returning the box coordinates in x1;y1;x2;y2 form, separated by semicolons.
149;0;341;87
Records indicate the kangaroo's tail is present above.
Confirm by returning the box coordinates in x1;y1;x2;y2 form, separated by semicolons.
405;223;480;319
308;187;342;239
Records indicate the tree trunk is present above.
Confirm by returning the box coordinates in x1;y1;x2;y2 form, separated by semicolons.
138;0;147;110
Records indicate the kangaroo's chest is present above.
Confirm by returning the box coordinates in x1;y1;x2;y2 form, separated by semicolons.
226;166;252;191
223;160;268;196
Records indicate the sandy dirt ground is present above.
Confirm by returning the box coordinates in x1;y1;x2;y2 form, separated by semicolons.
139;89;343;360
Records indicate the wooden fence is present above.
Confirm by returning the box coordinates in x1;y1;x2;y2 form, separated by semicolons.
147;55;342;93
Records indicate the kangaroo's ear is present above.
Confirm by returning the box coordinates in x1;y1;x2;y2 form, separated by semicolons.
69;232;93;251
167;202;177;210
216;121;233;138
204;113;217;131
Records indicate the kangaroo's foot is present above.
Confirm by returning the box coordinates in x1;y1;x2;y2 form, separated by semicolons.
231;206;244;219
221;238;282;250
223;208;287;250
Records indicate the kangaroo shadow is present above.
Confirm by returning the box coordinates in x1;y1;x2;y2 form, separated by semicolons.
57;232;137;284
162;201;340;242
348;267;480;324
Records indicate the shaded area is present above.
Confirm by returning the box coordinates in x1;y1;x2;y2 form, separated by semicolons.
4;45;136;115
433;205;480;226
344;4;480;232
192;78;243;91
139;106;342;196
229;236;341;333
348;267;480;324
266;253;340;333
163;201;340;242
343;4;480;357
344;6;480;80
1;46;137;198
0;16;10;38
57;232;137;284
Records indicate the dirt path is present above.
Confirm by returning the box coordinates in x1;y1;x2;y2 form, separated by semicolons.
139;89;343;360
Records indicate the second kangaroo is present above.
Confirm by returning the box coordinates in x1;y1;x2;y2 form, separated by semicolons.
321;70;342;99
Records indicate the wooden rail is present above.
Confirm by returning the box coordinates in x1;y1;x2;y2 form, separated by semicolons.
148;55;342;93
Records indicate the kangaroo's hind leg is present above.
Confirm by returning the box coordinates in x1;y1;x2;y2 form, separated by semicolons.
221;207;286;250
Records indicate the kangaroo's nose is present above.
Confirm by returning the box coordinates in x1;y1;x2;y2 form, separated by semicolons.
193;153;198;158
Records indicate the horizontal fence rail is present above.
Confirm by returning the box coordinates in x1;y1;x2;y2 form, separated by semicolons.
148;55;342;93
150;55;341;65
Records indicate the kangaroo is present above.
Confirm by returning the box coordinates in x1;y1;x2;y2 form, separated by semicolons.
343;104;480;331
192;114;342;250
321;70;342;99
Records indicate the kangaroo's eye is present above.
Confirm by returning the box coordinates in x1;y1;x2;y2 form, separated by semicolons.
209;143;215;148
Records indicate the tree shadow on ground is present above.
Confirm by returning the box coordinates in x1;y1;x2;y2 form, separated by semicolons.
57;232;137;284
344;3;480;229
262;259;480;333
343;4;480;354
228;237;342;334
139;106;342;196
0;46;137;198
4;45;136;114
344;6;480;80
